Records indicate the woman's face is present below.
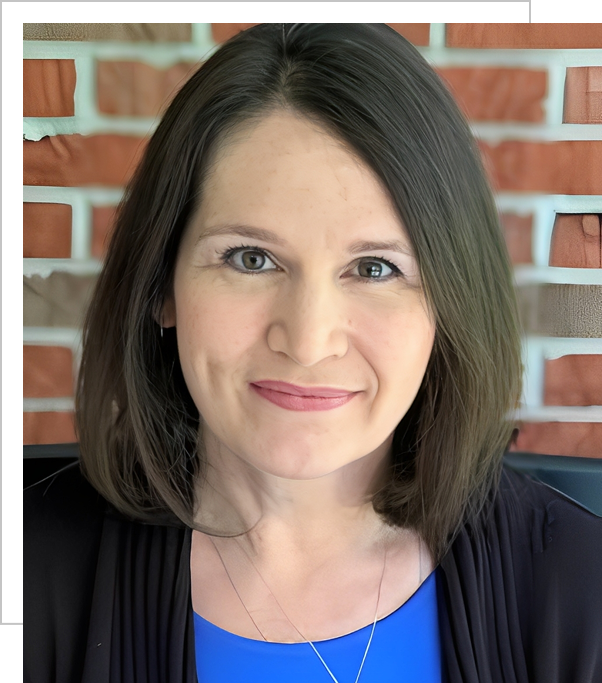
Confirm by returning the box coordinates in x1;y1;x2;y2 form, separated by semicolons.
164;111;435;480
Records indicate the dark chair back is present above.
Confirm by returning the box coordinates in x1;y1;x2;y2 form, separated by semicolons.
24;444;602;517
503;451;602;517
24;443;79;489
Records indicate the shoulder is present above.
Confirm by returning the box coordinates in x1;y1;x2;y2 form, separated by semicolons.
25;461;108;591
443;463;602;616
445;464;602;573
467;464;602;578
440;466;602;681
25;462;107;550
25;464;107;683
498;463;602;586
495;467;602;677
494;465;602;555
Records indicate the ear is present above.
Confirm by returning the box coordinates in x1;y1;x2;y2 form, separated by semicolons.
158;292;176;328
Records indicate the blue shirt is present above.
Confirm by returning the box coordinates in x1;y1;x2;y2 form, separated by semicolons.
193;567;442;682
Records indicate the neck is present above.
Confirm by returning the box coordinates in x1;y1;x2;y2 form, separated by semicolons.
194;429;394;559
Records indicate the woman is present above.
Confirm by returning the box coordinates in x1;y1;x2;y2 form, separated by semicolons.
25;24;601;683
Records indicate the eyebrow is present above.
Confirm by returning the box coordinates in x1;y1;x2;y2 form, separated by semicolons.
197;224;288;247
197;224;413;256
348;239;413;256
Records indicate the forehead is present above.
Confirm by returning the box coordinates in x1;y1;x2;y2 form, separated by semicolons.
189;110;406;247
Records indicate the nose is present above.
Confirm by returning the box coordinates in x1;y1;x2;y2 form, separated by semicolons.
266;279;349;367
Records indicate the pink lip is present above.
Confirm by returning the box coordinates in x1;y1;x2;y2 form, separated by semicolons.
250;381;358;412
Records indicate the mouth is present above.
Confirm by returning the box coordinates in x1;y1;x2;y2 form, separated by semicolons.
250;381;358;412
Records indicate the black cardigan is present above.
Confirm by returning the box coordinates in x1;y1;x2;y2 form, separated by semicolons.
24;463;602;683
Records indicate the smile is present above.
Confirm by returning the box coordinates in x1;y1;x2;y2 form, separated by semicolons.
250;381;358;412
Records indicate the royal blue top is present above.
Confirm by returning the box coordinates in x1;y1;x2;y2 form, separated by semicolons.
193;567;442;682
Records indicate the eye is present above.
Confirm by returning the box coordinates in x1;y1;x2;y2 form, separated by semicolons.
354;258;401;281
220;245;279;273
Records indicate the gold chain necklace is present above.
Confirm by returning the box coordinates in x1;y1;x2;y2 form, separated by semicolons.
210;536;388;683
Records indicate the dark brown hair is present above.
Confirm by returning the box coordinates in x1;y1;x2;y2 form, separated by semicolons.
76;24;522;562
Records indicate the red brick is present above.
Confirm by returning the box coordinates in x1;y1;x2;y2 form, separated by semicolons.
24;346;73;398
211;24;258;43
92;206;118;259
386;24;430;47
564;67;602;124
97;61;197;117
479;141;602;195
549;214;602;268
438;67;546;123
447;24;602;49
23;134;147;187
23;59;76;117
544;355;602;406
23;412;76;445
23;203;72;258
512;422;602;458
500;213;533;264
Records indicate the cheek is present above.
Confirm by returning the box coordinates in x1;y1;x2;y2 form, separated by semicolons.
176;289;266;369
357;300;434;360
356;301;434;396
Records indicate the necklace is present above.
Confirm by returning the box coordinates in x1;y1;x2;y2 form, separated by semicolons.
210;536;389;683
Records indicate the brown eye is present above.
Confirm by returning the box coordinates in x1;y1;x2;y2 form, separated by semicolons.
225;247;278;273
358;260;394;279
240;251;266;270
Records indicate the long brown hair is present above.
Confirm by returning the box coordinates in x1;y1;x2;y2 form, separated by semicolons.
76;24;522;562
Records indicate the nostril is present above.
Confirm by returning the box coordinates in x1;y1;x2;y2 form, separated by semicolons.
266;322;349;367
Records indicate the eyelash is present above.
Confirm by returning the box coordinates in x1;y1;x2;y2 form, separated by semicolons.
216;244;404;282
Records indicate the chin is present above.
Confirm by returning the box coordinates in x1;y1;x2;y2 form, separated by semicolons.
247;447;349;481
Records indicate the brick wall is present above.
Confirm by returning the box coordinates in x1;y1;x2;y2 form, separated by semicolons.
23;23;602;456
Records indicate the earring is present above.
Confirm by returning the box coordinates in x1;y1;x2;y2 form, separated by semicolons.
160;326;164;339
